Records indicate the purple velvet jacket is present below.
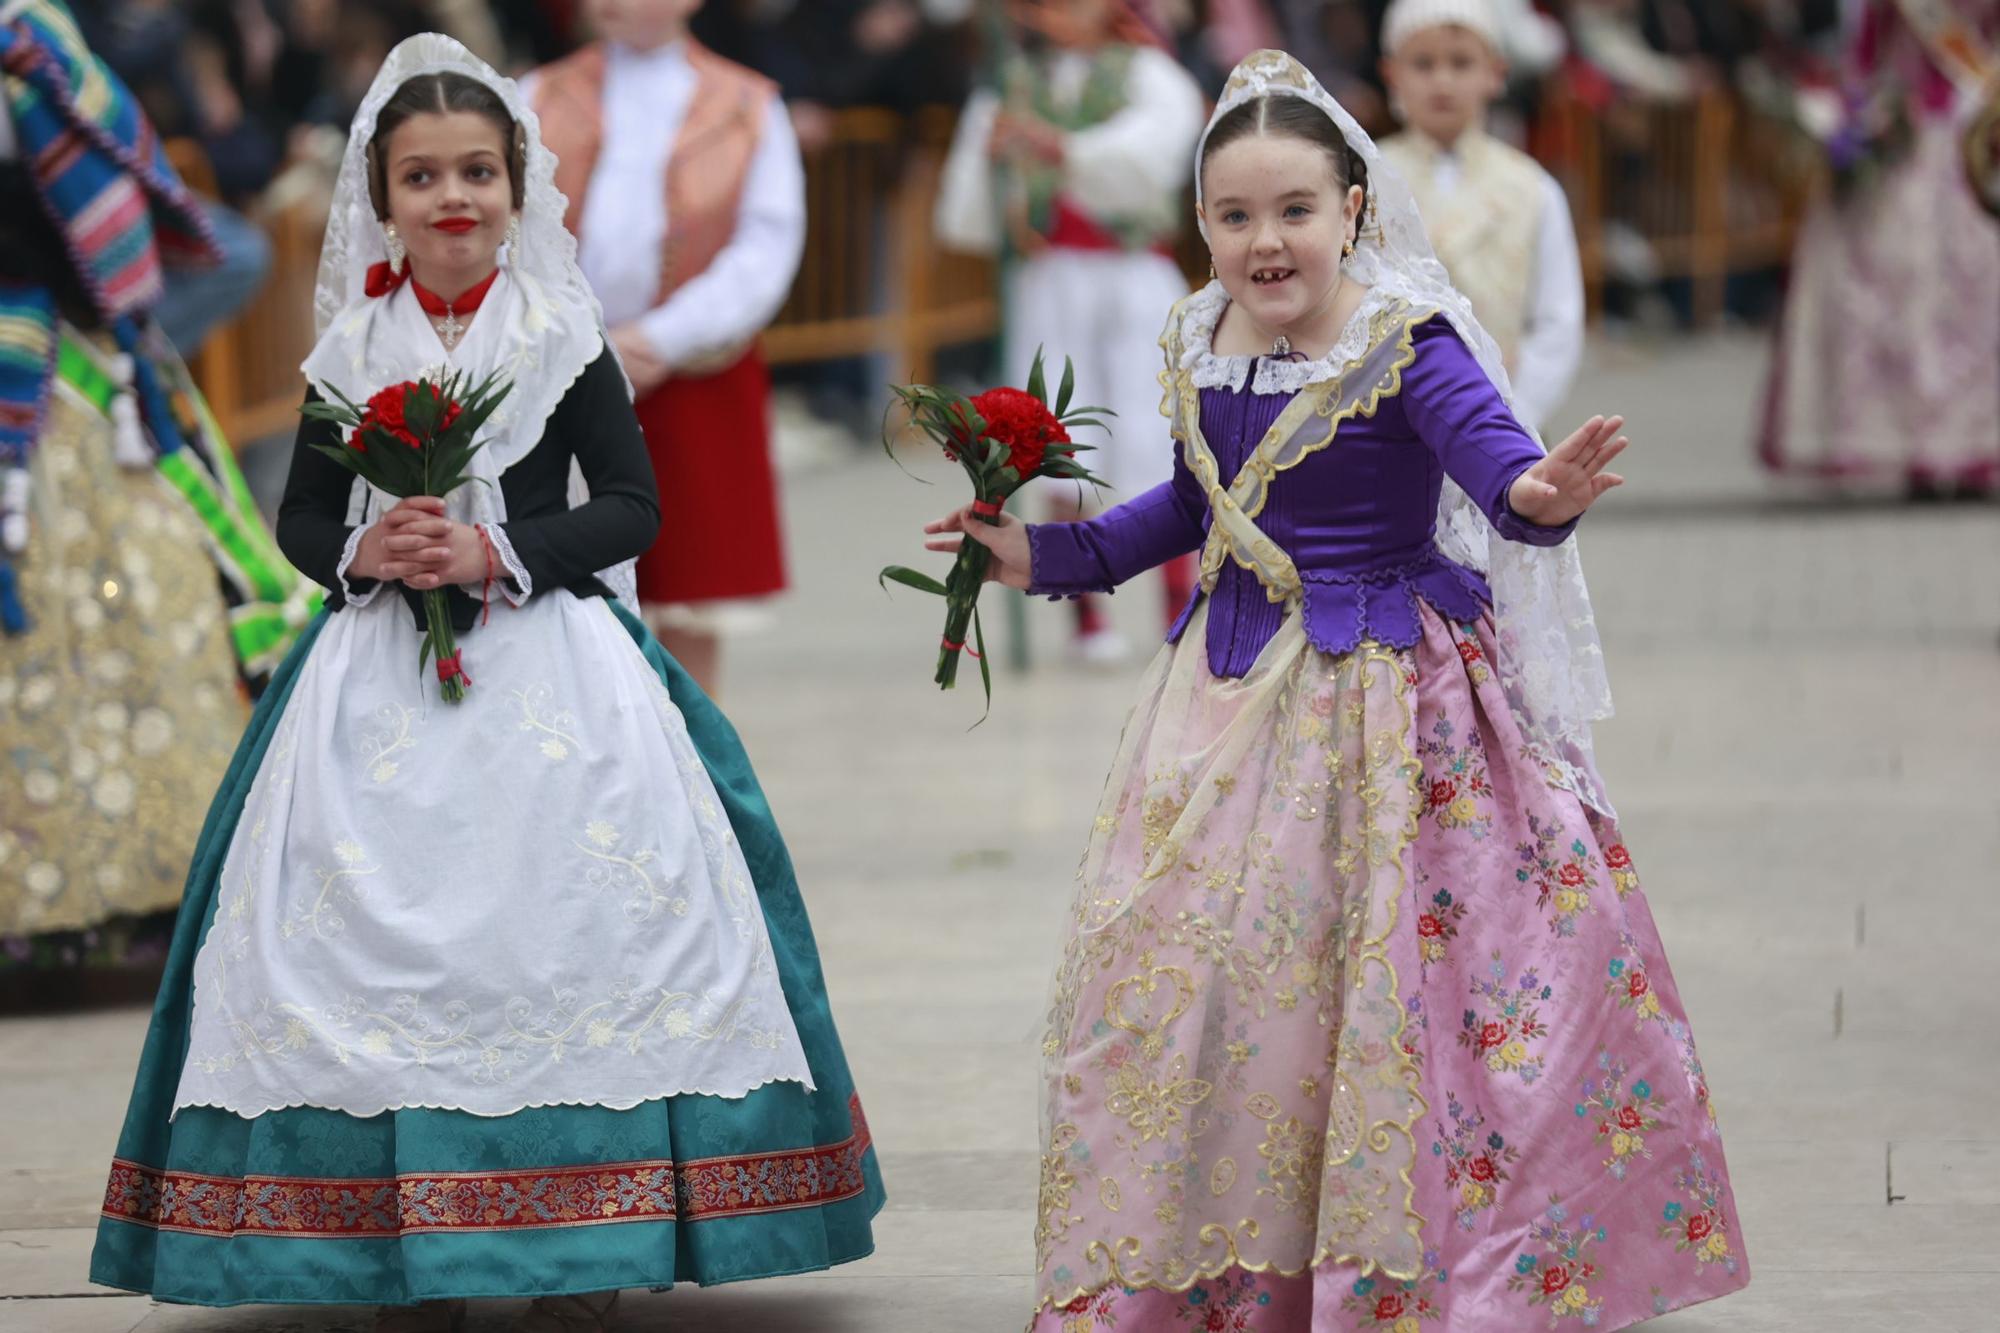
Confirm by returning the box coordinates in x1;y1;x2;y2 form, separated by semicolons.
1026;315;1578;679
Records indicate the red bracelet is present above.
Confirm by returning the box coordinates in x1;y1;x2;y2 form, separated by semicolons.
477;524;496;626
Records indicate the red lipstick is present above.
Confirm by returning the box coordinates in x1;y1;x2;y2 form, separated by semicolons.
432;217;479;235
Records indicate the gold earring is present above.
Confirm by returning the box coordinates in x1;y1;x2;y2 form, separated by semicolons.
384;222;406;273
1208;259;1217;280
1342;238;1355;260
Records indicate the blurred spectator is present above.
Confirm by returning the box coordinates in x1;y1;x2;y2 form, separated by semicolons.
935;0;1205;663
1379;0;1583;431
1758;0;2000;497
698;0;971;148
149;193;269;354
68;1;278;355
1268;0;1395;131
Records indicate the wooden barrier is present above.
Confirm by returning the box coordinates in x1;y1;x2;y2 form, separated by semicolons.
1538;81;1820;326
763;107;999;385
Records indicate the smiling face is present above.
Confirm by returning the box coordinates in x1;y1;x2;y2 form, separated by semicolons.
1200;132;1364;337
379;110;514;297
1384;23;1504;147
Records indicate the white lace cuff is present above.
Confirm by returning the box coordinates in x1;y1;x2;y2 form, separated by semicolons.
336;525;383;606
479;523;531;605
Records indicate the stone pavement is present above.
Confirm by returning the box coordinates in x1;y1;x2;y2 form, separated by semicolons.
4;331;1996;1331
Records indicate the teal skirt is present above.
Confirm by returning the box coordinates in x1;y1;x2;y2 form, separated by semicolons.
89;603;884;1306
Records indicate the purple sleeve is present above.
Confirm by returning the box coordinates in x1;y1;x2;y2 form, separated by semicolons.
1026;456;1208;597
1399;320;1579;548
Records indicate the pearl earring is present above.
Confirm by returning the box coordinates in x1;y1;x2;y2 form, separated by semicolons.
384;222;406;273
504;215;521;255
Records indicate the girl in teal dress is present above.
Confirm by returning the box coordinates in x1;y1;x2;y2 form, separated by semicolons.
87;35;882;1332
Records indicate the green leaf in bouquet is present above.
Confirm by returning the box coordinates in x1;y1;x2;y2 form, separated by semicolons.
1025;346;1047;408
319;381;370;418
971;603;992;725
405;385;439;438
1060;405;1114;421
1055;355;1076;417
301;401;360;428
878;565;949;597
306;441;373;483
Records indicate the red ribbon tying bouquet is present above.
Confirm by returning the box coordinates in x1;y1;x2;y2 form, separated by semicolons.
879;348;1107;710
300;369;513;702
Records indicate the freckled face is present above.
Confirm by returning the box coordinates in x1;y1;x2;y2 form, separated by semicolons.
380;111;514;287
1200;134;1363;333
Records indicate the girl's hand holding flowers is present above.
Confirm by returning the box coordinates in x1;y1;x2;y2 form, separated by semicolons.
879;349;1106;708
1508;415;1629;527
351;498;488;590
301;370;512;700
923;506;1032;589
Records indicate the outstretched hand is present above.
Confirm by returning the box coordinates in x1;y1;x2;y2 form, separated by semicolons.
1509;415;1629;527
923;506;1034;590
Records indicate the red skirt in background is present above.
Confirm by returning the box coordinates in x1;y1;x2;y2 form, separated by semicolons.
632;347;788;608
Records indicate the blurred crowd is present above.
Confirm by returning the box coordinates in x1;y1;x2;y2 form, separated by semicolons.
77;1;1849;220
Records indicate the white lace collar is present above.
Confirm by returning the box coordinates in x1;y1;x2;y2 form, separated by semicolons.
1180;278;1406;396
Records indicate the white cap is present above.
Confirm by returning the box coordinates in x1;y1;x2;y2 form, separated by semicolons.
1381;0;1502;55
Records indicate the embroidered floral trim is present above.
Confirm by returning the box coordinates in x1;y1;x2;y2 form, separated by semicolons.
336;526;383;607
101;1093;872;1237
1178;279;1414;396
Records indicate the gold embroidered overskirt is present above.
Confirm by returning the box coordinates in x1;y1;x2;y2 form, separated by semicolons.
0;377;244;937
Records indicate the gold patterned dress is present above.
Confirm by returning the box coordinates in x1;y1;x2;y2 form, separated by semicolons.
0;329;244;965
1023;287;1746;1330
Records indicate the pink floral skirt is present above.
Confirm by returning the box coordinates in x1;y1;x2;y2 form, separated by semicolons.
1030;603;1746;1331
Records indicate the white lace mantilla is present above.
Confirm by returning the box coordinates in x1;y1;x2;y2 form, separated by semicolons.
173;592;812;1119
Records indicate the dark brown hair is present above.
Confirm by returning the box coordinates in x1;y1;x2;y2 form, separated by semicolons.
1200;95;1370;204
366;72;526;217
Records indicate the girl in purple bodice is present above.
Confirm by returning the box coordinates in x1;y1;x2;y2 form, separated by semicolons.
924;45;1749;1333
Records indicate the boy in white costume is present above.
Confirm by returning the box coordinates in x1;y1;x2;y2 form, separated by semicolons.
935;0;1204;660
1378;0;1583;431
523;0;807;700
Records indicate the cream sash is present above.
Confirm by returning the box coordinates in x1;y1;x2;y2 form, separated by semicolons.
1161;295;1435;605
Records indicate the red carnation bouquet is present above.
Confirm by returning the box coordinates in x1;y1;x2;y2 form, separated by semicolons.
300;369;513;701
879;349;1106;704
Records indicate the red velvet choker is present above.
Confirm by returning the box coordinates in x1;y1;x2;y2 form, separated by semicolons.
411;267;498;319
363;264;498;349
